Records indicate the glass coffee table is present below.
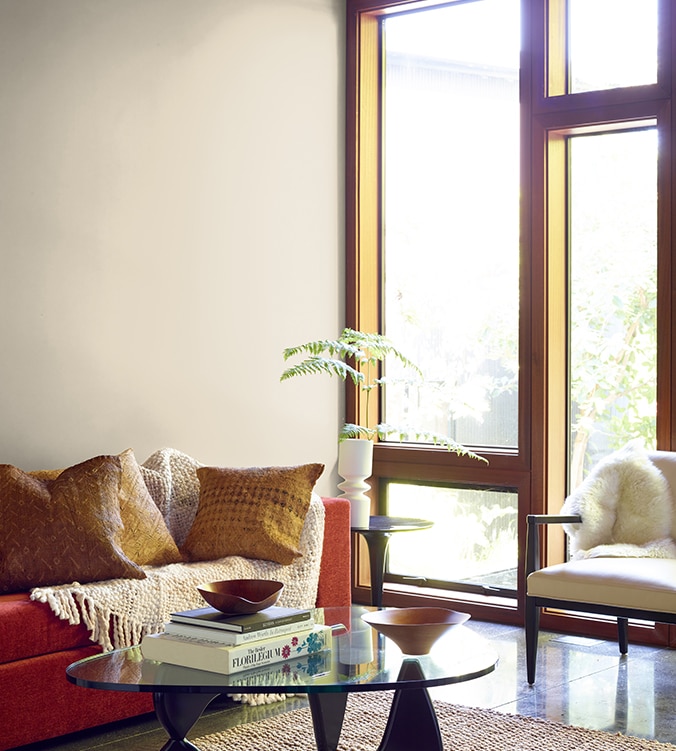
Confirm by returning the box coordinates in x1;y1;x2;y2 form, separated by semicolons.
66;606;497;751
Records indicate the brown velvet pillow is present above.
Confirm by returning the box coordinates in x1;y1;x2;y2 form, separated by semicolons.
0;455;146;593
30;449;183;567
181;463;324;565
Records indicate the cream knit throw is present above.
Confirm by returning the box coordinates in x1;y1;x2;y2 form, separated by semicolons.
30;493;325;652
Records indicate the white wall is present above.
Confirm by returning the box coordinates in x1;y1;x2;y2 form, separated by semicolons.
0;0;344;495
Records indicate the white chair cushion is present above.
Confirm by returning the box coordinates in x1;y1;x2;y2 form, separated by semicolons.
527;557;676;613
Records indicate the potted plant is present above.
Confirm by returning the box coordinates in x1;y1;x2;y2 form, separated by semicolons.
281;328;485;526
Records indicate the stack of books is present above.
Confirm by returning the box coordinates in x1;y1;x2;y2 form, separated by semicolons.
140;605;332;675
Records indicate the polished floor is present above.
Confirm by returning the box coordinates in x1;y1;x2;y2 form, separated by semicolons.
25;619;676;750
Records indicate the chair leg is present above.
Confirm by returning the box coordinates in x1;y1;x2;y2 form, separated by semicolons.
618;617;629;654
525;595;540;684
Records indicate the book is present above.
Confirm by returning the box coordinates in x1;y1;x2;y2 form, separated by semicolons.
163;616;314;645
169;605;312;634
140;623;332;675
142;648;335;687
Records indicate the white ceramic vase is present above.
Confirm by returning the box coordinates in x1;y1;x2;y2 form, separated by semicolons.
337;438;374;529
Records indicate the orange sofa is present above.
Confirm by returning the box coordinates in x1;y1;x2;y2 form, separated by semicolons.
0;496;351;750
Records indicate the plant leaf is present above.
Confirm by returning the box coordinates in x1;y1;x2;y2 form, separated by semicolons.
280;357;364;385
339;424;376;441
375;424;488;463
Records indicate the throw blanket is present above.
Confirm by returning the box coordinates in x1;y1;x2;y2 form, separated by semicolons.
561;442;676;559
30;494;325;652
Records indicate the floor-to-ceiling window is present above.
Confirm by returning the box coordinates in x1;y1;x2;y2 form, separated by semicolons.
380;0;520;596
346;0;673;638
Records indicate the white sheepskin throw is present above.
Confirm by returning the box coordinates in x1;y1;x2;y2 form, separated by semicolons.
561;442;676;560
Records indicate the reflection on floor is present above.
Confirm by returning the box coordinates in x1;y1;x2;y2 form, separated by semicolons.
430;620;676;745
25;619;676;750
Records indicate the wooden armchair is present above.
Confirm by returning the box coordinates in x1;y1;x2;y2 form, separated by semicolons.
525;447;676;684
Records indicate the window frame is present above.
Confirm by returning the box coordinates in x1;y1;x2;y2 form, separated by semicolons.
346;0;676;644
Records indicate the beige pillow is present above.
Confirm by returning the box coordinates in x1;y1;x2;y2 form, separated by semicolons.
181;464;324;565
30;449;183;567
140;448;203;547
0;455;146;593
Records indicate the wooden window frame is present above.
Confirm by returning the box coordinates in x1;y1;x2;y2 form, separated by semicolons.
346;0;676;642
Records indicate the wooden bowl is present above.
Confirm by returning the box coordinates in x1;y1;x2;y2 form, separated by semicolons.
361;607;470;655
197;579;284;614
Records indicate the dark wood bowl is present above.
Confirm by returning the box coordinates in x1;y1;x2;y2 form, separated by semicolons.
197;579;284;614
361;607;470;655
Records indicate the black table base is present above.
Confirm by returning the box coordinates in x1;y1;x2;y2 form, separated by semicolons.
154;691;218;750
153;660;441;751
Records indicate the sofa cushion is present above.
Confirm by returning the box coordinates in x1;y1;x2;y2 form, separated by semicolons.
0;456;146;593
0;593;93;664
0;644;153;750
527;557;676;612
182;464;324;565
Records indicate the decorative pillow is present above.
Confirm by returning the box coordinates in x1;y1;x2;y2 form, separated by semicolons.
30;449;183;567
140;448;203;547
29;468;61;481
181;463;325;565
116;449;183;566
0;455;145;593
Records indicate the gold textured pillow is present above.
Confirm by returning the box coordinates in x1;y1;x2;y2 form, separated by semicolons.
116;449;183;566
0;455;145;593
182;464;324;565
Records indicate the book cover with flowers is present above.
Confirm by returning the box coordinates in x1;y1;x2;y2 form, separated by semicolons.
141;624;332;675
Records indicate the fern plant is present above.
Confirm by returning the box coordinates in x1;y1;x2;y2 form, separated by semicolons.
281;328;486;462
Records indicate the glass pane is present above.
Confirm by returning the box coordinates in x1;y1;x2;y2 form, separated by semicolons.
569;0;658;93
382;0;520;449
386;482;518;591
568;128;657;488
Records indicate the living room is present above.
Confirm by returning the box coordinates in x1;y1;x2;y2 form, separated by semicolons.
3;0;676;749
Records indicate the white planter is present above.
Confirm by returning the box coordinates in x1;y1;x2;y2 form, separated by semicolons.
337;438;374;529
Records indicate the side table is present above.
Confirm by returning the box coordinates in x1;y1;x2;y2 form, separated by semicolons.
352;516;433;607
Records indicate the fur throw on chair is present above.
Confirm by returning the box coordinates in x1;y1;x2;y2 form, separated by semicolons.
561;442;676;560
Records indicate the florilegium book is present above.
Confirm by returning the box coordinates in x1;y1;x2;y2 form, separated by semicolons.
169;605;312;634
140;624;332;674
163;616;314;645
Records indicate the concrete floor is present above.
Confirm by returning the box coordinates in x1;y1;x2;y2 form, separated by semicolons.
22;619;676;750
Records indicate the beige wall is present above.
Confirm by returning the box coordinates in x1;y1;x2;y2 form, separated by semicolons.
0;0;344;495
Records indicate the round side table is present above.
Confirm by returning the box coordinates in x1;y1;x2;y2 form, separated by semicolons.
352;516;433;607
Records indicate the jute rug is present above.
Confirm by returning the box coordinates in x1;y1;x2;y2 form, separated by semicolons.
194;692;676;750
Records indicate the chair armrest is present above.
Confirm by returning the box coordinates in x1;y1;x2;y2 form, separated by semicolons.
527;514;582;526
525;514;582;577
316;497;351;607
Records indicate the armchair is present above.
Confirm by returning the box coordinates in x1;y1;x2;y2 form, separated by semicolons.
525;446;676;684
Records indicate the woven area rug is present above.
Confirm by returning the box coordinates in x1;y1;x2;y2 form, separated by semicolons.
194;692;676;751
